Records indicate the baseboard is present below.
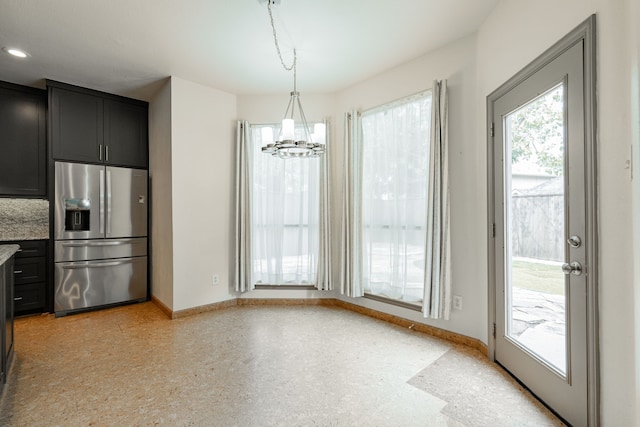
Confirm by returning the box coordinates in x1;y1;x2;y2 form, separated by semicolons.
332;299;488;356
151;296;173;319
153;296;487;356
237;298;336;307
172;298;238;319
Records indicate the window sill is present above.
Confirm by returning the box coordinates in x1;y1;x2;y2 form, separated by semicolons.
254;284;317;290
363;292;422;312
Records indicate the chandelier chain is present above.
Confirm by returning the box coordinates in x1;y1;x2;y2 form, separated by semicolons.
267;1;297;90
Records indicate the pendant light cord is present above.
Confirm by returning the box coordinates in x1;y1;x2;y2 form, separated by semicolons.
267;1;297;92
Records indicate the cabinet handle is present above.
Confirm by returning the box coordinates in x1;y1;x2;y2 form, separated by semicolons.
106;145;110;162
99;144;103;161
14;270;23;274
14;297;23;301
17;249;23;252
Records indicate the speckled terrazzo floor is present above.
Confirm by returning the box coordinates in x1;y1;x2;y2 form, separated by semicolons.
0;303;565;426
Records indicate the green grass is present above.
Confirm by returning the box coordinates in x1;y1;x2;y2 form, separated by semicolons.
512;260;565;295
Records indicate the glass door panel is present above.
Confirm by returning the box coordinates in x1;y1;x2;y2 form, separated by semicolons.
504;84;567;375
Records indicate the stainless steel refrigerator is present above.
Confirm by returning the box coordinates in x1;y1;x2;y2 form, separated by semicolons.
54;161;148;316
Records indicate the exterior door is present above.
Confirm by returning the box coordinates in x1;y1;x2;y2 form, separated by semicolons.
489;18;597;427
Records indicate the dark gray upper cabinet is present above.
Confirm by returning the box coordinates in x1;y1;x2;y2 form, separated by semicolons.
48;81;148;168
50;87;103;163
0;83;47;197
104;99;148;168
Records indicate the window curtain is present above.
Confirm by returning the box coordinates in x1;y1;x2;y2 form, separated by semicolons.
423;80;451;319
361;93;432;303
316;119;332;291
234;120;254;293
339;111;364;297
252;125;320;285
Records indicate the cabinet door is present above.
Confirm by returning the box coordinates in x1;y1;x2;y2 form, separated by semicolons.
0;87;46;196
104;99;148;168
14;282;45;313
51;87;104;163
5;258;13;362
13;257;46;285
0;261;5;385
12;240;47;315
2;257;14;379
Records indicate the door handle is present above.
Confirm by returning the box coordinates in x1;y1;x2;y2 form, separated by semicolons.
61;260;132;269
99;169;105;234
61;240;133;247
562;261;583;276
106;169;112;235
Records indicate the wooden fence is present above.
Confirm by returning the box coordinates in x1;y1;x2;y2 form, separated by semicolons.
511;193;564;262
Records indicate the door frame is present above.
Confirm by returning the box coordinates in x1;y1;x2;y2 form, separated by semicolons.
486;15;598;425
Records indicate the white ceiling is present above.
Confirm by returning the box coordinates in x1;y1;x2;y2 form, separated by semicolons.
0;0;498;101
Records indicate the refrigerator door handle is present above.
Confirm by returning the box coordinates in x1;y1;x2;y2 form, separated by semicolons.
99;169;105;234
59;260;133;269
61;240;134;247
106;169;112;236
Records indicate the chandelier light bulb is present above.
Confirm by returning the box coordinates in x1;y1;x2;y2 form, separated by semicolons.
261;127;274;145
313;123;326;144
282;119;295;141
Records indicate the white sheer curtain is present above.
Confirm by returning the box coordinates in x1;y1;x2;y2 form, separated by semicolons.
361;93;432;303
252;124;320;285
316;119;332;291
234;120;254;293
339;111;364;297
423;80;451;319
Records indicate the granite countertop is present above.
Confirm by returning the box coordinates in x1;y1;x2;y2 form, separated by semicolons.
0;198;49;241
0;245;20;265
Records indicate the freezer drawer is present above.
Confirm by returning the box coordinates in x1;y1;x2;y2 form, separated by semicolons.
54;237;147;262
54;256;147;313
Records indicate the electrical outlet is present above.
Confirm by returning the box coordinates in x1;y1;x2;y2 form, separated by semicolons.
212;274;219;285
453;295;463;310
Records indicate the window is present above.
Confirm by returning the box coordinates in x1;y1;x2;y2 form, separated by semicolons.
251;124;321;285
361;92;432;302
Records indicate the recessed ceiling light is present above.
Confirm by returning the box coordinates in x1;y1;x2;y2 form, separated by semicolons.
2;47;29;58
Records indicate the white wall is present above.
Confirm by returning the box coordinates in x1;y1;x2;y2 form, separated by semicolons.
149;79;174;309
237;93;335;125
168;76;238;311
477;0;635;424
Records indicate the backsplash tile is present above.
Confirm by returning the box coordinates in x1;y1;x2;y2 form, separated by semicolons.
0;198;49;241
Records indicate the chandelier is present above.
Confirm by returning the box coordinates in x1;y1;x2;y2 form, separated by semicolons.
260;0;326;158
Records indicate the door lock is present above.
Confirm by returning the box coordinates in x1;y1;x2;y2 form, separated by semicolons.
562;261;583;276
568;235;582;248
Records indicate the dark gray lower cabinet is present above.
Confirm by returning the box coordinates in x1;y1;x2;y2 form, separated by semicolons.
12;240;47;315
1;254;15;389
